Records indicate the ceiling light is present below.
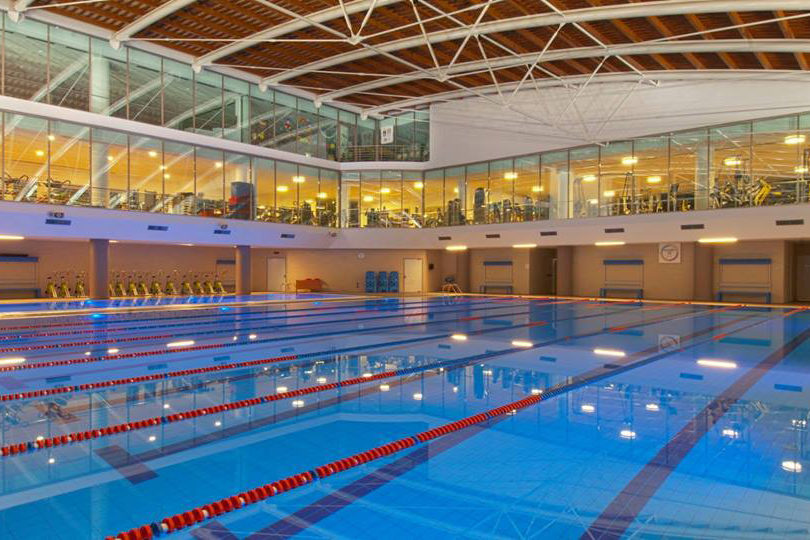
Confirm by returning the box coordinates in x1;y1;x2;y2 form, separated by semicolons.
0;235;24;240
451;333;468;341
697;359;737;369
532;185;543;192
513;244;537;249
646;176;662;184
645;403;660;412
511;340;533;348
785;134;806;145
582;174;597;183
47;134;55;141
721;428;739;439
167;340;194;348
620;429;637;440
782;460;802;473
414;181;424;189
581;404;595;413
292;176;305;183
588;198;599;205
0;357;25;366
603;190;615;197
446;245;467;251
362;195;374;202
148;151;157;158
380;187;391;194
215;161;223;168
621;156;638;166
413;392;423;400
107;155;114;162
594;348;626;357
795;166;808;174
276;185;289;192
316;192;328;199
723;157;742;167
35;150;44;157
698;237;737;244
595;241;625;247
504;171;518;180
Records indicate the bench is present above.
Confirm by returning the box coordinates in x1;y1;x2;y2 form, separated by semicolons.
295;278;324;292
479;284;514;294
0;287;41;299
599;287;643;299
716;290;771;304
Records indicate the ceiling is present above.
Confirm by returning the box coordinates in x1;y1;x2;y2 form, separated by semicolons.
9;0;810;115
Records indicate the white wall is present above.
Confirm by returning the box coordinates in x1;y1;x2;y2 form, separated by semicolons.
427;73;810;167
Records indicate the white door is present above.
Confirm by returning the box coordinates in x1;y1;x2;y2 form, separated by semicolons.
403;258;423;293
266;257;287;292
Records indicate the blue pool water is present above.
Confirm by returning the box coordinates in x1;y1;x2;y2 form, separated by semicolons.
0;295;808;539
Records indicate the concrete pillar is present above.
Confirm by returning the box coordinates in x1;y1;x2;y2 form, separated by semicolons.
235;245;252;295
91;56;110;208
693;243;713;301
89;239;110;300
555;246;573;296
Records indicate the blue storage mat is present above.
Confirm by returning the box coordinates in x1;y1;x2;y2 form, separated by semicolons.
377;271;388;293
388;271;399;293
364;271;376;293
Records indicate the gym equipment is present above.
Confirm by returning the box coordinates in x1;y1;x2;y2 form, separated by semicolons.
127;273;139;297
203;273;216;294
473;187;486;224
193;274;205;295
181;273;194;296
213;273;227;294
136;273;149;296
377;271;388;293
57;272;71;298
149;273;163;296
166;270;179;296
44;274;58;298
365;271;375;293
73;272;86;297
113;271;127;297
388;271;399;293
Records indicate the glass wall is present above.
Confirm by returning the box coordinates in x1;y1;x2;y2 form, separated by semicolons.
0;14;430;163
0;110;339;224
3;100;810;230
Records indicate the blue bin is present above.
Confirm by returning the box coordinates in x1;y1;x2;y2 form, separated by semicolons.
364;271;376;293
377;271;388;293
388;271;399;293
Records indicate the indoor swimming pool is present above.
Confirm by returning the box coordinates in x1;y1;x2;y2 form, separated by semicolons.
0;294;808;539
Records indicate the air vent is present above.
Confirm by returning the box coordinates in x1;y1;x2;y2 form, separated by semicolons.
681;224;704;230
213;229;231;235
438;236;451;241
540;231;557;237
45;218;71;226
280;233;295;239
147;225;168;231
485;233;501;239
776;219;804;226
604;228;624;234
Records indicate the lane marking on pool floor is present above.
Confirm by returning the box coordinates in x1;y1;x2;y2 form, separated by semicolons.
107;307;771;538
582;324;810;540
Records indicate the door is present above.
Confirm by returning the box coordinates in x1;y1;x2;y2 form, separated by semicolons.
403;258;423;293
266;257;287;292
797;254;810;301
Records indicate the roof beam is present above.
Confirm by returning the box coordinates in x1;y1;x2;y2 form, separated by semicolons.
776;10;810;69
320;39;810;101
110;0;200;49
193;0;400;70
366;69;810;114
261;0;810;85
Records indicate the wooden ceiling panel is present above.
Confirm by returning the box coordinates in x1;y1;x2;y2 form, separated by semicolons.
12;0;810;111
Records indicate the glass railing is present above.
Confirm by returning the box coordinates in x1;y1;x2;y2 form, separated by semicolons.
341;144;430;162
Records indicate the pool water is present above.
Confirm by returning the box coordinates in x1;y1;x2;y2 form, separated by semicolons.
0;295;808;539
